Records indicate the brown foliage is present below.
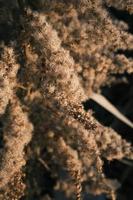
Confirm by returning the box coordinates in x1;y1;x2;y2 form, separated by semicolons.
0;0;133;199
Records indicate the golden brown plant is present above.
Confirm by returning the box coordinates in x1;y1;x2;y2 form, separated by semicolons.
0;0;133;199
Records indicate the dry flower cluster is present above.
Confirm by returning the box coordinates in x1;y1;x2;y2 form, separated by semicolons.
0;0;133;199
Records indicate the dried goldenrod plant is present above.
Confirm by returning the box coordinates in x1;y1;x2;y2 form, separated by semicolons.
0;0;133;199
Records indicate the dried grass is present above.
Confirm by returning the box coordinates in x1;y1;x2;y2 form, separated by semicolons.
0;0;133;199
